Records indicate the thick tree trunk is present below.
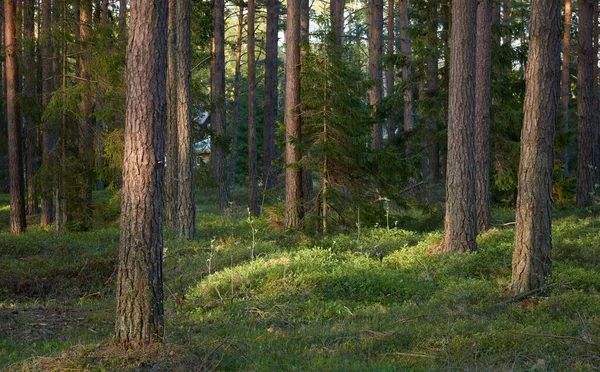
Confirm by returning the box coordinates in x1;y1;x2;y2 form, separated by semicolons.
262;0;278;189
4;0;26;234
284;0;303;228
385;0;395;137
248;0;260;216
23;0;38;216
300;0;312;205
559;0;571;176
576;0;597;207
176;0;195;239
442;0;477;253
475;0;492;232
40;0;55;228
165;0;177;229
115;0;168;347
399;0;413;133
230;5;243;188
211;0;230;210
511;0;560;295
369;0;383;149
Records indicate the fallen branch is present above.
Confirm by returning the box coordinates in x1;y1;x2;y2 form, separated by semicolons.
387;352;436;359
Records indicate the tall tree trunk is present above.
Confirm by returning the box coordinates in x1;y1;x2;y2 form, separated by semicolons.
115;0;168;347
262;0;278;189
101;0;109;25
385;0;395;137
119;0;127;36
165;0;177;229
248;0;260;216
369;0;383;149
211;0;230;210
54;0;67;232
475;0;492;232
40;0;55;228
511;0;560;295
300;0;313;205
78;0;94;226
442;0;477;253
23;0;37;216
501;0;510;45
284;0;303;228
426;0;440;182
176;0;195;238
576;0;597;207
330;0;344;44
230;4;243;188
399;0;413;133
559;0;571;176
4;0;26;234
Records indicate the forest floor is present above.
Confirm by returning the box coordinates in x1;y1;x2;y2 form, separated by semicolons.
1;189;600;371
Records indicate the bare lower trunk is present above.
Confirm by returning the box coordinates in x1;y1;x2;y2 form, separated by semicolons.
248;0;260;216
442;0;477;253
511;0;560;295
165;0;177;229
23;0;38;216
399;0;413;133
262;0;278;189
559;0;571;176
385;0;395;137
369;0;383;149
300;0;313;205
115;0;167;347
230;5;243;188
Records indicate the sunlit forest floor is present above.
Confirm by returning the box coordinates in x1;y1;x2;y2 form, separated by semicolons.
1;189;600;371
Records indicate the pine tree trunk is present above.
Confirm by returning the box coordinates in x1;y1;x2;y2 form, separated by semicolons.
115;0;168;347
399;0;413;133
211;0;230;210
300;0;312;205
23;0;38;216
165;0;177;229
330;0;344;44
284;0;303;228
501;0;510;45
176;0;195;238
385;0;395;137
4;0;26;234
119;0;127;36
230;5;243;188
40;0;55;227
101;0;109;25
559;0;571;176
369;0;383;149
248;0;260;216
426;0;440;182
475;0;492;232
442;0;477;253
511;0;560;295
576;0;597;207
262;0;278;189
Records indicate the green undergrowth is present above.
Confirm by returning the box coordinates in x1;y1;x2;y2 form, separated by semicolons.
2;190;600;370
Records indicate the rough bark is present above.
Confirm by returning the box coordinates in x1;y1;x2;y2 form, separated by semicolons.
369;0;383;149
230;5;243;188
576;0;597;207
248;0;260;216
284;0;303;228
399;0;413;133
115;0;168;347
262;0;278;189
4;0;26;234
211;0;230;210
511;0;560;295
176;0;195;239
165;0;177;229
23;0;38;216
442;0;477;253
385;0;395;137
475;0;492;232
40;0;55;227
559;0;571;176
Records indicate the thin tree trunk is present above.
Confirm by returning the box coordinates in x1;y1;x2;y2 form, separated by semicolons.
576;0;597;207
40;0;54;227
176;0;195;238
165;0;177;229
23;0;38;216
262;0;278;189
284;0;303;228
399;0;413;133
211;0;230;210
385;0;395;137
442;0;477;253
427;0;440;182
101;0;108;25
331;0;344;44
248;0;260;216
369;0;383;149
511;0;560;295
230;5;243;188
115;0;168;347
4;0;26;234
300;0;312;205
475;0;492;232
119;0;127;36
502;0;510;45
559;0;571;176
